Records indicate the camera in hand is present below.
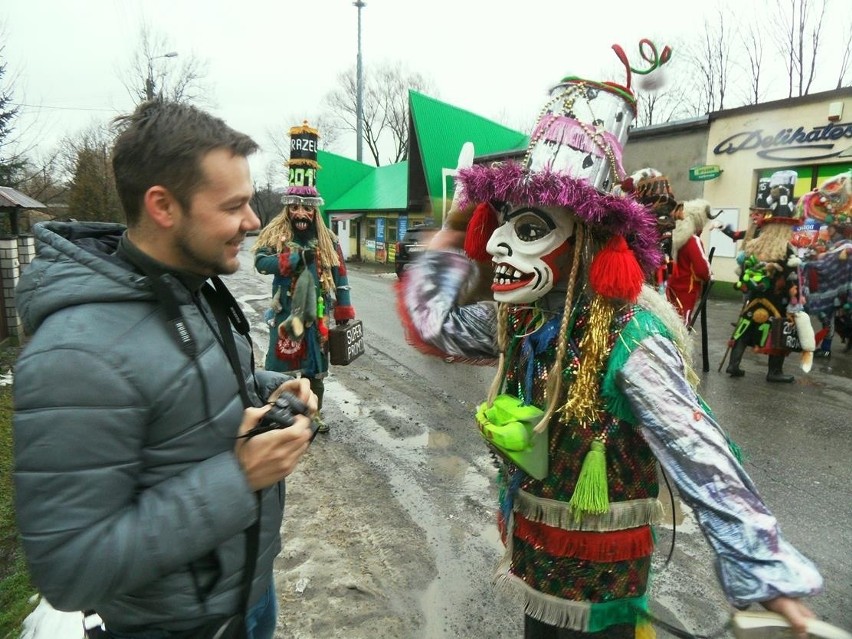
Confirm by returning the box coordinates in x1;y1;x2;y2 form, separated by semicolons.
241;392;317;440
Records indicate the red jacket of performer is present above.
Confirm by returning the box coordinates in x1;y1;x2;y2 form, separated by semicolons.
667;199;713;323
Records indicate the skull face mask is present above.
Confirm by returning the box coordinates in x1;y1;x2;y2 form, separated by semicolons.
486;205;575;304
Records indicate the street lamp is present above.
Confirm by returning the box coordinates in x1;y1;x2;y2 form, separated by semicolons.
353;1;365;162
145;51;178;101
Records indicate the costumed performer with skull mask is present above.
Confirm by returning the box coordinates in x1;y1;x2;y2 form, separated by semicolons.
254;122;356;433
397;41;822;639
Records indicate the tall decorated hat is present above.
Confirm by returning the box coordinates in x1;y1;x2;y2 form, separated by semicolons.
282;120;324;208
755;169;800;224
797;170;852;227
623;167;677;211
456;39;672;302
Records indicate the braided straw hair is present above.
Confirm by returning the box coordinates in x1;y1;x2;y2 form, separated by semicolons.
483;224;587;434
534;223;585;433
253;206;341;297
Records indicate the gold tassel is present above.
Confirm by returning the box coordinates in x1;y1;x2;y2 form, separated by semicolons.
560;295;616;426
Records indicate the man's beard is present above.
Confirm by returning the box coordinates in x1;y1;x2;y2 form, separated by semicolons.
175;228;241;276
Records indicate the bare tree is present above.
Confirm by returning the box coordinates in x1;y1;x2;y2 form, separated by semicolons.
14;149;67;205
770;0;827;97
324;62;435;166
121;25;211;106
682;9;736;113
635;85;691;127
739;22;767;105
836;21;852;89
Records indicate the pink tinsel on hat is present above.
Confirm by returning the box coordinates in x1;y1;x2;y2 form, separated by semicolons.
457;162;662;275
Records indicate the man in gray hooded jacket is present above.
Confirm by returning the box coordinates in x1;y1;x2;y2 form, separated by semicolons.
13;100;315;638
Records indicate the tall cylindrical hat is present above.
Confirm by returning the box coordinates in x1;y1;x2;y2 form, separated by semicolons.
457;40;673;286
526;78;635;193
283;121;324;207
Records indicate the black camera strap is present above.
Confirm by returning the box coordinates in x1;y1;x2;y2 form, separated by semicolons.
201;276;253;408
199;277;260;619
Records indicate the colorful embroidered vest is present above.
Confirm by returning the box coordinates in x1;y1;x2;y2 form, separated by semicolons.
495;303;670;633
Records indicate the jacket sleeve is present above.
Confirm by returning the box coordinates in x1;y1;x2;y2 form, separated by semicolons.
397;250;499;362
253;369;294;403
13;346;258;612
615;334;823;607
255;246;298;279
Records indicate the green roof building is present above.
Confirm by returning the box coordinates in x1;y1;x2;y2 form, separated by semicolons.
314;90;527;263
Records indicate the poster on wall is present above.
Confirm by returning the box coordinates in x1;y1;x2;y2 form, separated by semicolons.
707;208;740;258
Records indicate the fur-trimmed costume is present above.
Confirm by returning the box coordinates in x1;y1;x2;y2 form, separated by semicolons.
617;168;679;293
666;199;712;323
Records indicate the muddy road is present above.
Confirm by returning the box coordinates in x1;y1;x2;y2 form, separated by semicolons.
224;240;851;639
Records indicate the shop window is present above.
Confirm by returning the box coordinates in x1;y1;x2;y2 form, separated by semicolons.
816;162;852;182
366;219;377;241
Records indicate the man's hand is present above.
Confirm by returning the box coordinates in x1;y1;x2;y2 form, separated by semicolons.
235;379;318;490
234;406;313;490
268;378;317;416
761;596;816;639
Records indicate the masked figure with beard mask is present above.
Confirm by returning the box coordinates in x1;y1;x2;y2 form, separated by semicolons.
397;42;821;639
254;123;355;432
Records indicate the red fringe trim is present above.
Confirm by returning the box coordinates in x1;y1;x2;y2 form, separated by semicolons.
513;513;654;562
394;278;497;366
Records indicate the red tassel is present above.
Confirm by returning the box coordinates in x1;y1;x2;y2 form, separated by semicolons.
464;202;499;262
589;235;645;301
317;317;329;339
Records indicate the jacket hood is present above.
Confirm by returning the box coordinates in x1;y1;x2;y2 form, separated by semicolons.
17;221;154;335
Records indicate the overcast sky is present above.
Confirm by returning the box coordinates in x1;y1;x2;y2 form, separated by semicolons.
2;0;847;186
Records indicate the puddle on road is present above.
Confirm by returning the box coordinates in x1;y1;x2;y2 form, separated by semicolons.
324;377;503;637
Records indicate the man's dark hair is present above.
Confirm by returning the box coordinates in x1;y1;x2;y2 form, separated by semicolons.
111;100;259;226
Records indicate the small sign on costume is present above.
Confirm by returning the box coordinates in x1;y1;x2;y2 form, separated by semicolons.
329;320;365;366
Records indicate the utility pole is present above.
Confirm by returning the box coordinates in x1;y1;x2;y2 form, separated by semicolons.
145;51;178;101
353;0;366;162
